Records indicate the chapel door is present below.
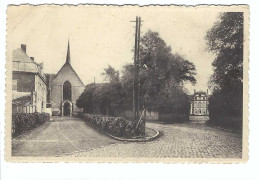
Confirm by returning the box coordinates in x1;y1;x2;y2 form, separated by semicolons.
64;102;71;116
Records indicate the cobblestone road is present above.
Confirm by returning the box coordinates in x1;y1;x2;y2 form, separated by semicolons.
12;116;242;158
67;122;242;158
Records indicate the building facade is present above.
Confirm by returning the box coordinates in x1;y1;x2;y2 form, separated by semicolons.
189;90;210;123
12;44;47;113
45;41;84;116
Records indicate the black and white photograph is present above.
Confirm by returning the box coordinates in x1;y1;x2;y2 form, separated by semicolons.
5;5;249;162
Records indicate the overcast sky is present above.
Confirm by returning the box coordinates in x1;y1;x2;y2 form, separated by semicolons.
7;5;220;94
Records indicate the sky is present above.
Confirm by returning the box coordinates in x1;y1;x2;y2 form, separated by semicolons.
7;5;220;94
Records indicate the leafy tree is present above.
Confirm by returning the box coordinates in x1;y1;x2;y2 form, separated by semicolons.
206;12;243;90
102;65;120;84
76;83;96;113
77;30;197;122
77;66;125;115
205;12;243;130
121;30;196;120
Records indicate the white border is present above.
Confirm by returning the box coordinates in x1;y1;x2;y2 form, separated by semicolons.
1;0;260;180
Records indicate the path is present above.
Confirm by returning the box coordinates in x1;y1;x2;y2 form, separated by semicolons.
12;116;118;156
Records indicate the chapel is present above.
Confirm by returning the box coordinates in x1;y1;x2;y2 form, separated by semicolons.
45;41;84;116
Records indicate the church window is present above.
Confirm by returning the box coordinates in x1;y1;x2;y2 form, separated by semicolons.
63;81;72;101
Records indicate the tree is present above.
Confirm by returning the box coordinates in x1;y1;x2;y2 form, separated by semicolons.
77;30;197;122
140;31;196;85
102;65;120;84
121;30;196;121
76;83;96;113
205;12;243;130
206;12;243;90
77;66;125;116
100;65;125;114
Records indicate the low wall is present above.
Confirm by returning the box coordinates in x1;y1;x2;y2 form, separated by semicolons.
189;115;210;123
144;111;159;121
45;108;52;116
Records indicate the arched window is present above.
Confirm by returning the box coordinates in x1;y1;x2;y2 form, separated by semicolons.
63;81;72;101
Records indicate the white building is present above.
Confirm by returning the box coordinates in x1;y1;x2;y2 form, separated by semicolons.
12;44;47;114
189;90;210;123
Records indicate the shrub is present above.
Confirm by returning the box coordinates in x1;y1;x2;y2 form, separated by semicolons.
12;112;50;138
82;113;145;138
208;87;243;131
209;115;242;131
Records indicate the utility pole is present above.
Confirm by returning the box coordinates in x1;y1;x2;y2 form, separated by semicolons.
131;16;142;120
93;77;96;115
136;16;141;119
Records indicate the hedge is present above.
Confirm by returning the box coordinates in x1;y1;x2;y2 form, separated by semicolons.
81;113;145;138
12;112;50;138
209;115;242;131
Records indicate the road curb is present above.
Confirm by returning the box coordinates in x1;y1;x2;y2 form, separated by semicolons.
101;127;160;142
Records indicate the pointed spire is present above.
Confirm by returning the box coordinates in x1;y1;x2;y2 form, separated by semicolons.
66;40;71;64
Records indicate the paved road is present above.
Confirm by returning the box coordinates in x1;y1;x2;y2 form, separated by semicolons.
67;122;242;158
12;116;242;158
12;116;118;156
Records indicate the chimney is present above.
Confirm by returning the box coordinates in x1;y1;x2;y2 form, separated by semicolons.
207;89;208;95
194;89;196;94
21;44;26;53
30;57;34;61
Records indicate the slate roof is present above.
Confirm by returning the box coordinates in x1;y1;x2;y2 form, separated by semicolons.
54;63;84;86
13;48;33;62
52;41;84;86
12;47;46;84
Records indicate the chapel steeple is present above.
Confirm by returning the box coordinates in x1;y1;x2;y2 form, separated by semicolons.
66;40;71;64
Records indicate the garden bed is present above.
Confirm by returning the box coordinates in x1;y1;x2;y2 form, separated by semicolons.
81;113;146;139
